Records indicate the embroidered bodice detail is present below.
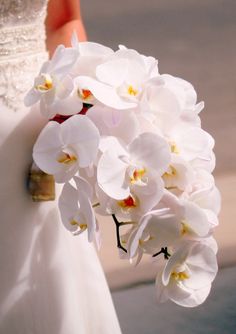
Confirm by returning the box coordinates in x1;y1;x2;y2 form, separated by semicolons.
0;0;48;111
0;0;47;28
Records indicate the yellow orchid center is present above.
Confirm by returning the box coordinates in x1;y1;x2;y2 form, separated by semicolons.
139;235;154;246
127;85;138;96
79;223;87;230
121;238;127;246
78;89;93;101
70;220;87;231
118;194;138;209
181;220;190;236
57;152;77;165
130;168;146;184
169;141;180;154
35;73;53;91
171;271;190;281
70;219;79;226
163;165;177;178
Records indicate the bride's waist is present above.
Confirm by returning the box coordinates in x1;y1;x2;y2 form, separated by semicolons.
0;23;48;111
0;23;47;60
0;52;48;112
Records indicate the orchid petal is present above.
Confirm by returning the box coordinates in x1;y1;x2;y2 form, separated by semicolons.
96;59;128;86
129;132;171;173
49;45;78;77
61;115;100;168
97;150;129;200
74;76;136;109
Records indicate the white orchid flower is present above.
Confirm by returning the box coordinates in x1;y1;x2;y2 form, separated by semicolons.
72;47;160;110
71;33;114;78
190;170;220;212
43;88;85;118
200;236;218;255
96;49;157;106
47;77;99;118
155;242;218;307
187;185;221;228
25;45;78;118
33;115;100;183
118;44;159;79
161;75;202;112
96;174;165;222
161;74;204;126
146;74;203;127
190;184;221;216
181;169;221;227
162;122;215;163
73;75;136;110
162;154;194;191
58;176;99;244
97;132;171;200
142;79;182;132
86;105;140;144
96;48;157;103
190;150;216;173
69;35;126;109
128;195;212;259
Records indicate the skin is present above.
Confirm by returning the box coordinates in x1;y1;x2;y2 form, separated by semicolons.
46;0;87;57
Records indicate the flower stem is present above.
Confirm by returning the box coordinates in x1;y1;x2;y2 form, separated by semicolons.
152;247;171;260
111;214;127;253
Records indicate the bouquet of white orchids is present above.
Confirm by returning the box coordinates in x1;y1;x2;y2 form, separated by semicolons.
25;33;221;308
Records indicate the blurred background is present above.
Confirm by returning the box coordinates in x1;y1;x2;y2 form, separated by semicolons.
81;0;236;332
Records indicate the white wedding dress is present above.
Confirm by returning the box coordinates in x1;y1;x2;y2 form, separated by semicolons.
0;1;122;333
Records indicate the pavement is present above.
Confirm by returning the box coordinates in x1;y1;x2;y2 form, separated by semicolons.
112;266;236;334
81;0;236;288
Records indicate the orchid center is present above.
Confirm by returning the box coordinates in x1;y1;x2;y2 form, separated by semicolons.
35;73;53;92
70;219;87;231
79;223;87;230
78;88;93;101
57;150;77;165
169;141;180;154
70;219;79;226
130;168;147;184
127;85;138;96
180;220;191;236
162;165;179;191
118;194;138;210
121;238;127;246
171;270;190;281
163;165;177;178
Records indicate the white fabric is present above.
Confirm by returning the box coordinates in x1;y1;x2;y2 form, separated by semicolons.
0;1;122;333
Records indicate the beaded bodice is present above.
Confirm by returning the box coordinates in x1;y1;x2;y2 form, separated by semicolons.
0;0;47;28
0;0;48;111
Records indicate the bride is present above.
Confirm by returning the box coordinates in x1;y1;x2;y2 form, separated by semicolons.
0;1;122;333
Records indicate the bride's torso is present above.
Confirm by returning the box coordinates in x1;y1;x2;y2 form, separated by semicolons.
0;0;48;113
0;0;49;198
